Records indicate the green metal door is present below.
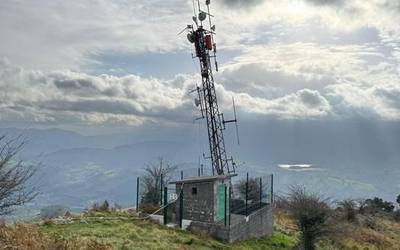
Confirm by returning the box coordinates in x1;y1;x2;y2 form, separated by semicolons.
217;184;225;221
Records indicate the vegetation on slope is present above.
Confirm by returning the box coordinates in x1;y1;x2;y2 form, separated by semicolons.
39;212;295;250
2;194;400;250
0;211;295;250
1;208;400;250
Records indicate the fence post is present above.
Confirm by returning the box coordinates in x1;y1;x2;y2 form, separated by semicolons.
198;167;200;177
136;177;140;213
228;185;231;226
179;187;184;228
224;185;227;226
271;174;274;204
160;174;163;205
163;186;168;225
245;172;249;217
180;170;183;180
259;177;262;208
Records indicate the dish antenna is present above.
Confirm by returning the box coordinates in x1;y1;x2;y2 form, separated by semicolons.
198;11;207;21
194;98;201;107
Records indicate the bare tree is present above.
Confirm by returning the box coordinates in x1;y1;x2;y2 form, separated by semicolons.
235;177;266;202
285;186;337;250
0;135;37;216
140;157;176;207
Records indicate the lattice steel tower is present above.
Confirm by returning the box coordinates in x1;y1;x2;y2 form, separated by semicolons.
184;0;238;175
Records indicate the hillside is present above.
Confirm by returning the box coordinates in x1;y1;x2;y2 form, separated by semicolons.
2;210;400;250
1;125;400;213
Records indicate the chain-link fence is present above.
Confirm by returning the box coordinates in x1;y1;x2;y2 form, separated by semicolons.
230;173;273;218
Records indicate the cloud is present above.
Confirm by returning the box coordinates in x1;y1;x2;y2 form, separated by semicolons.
304;0;344;7
0;58;196;126
217;42;386;96
326;82;400;120
218;0;264;8
1;0;400;76
1;0;400;125
224;88;332;119
1;50;400;128
0;0;190;70
213;42;400;120
299;89;327;108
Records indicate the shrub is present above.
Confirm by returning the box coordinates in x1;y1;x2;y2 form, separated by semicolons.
273;195;289;209
40;205;69;219
285;186;338;250
90;200;110;212
337;199;358;222
139;203;160;214
361;215;380;230
360;197;394;214
394;210;400;222
43;219;53;226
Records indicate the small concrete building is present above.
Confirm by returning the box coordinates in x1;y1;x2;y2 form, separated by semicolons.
170;174;273;243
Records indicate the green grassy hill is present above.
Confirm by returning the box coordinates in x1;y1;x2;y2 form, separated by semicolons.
38;212;295;250
1;210;400;250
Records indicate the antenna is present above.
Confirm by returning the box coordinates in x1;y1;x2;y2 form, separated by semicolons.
233;97;240;145
189;86;205;121
222;97;240;145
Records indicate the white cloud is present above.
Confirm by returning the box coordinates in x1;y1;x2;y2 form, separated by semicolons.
327;82;400;120
225;88;332;119
1;0;400;126
1;0;399;75
214;42;400;120
0;58;196;126
1;53;400;127
0;0;191;70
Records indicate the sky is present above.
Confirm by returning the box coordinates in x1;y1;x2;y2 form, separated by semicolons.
0;0;400;134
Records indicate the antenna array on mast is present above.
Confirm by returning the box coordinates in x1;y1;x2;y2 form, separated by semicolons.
184;0;238;176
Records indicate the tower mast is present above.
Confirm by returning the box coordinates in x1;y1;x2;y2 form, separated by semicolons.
185;0;237;175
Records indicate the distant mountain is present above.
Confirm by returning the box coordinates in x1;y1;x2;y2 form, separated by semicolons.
1;119;399;213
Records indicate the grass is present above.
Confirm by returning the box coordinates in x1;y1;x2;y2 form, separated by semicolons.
37;211;295;250
2;210;400;249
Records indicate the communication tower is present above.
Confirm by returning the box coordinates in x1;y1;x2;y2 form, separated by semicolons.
183;0;238;176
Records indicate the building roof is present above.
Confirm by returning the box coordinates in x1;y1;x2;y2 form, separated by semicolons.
169;174;237;184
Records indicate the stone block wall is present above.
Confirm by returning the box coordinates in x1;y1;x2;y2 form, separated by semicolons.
176;181;215;223
188;204;274;243
228;204;274;242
